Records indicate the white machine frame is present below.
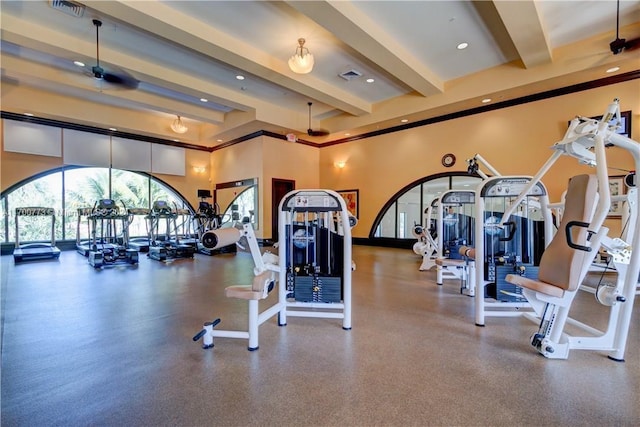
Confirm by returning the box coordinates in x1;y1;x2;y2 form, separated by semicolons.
277;189;353;330
413;198;439;271
473;176;554;326
435;190;476;295
193;223;281;351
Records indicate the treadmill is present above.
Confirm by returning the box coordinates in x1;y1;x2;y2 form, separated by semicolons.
76;207;95;256
147;200;196;261
13;207;61;263
127;207;151;252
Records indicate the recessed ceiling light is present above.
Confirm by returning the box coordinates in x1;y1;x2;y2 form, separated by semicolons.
366;78;375;83
401;119;409;123
606;66;620;73
481;98;492;104
345;133;351;136
457;42;468;50
173;139;179;142
217;139;223;142
200;98;208;102
24;113;34;116
236;75;245;80
108;127;117;131
73;60;85;67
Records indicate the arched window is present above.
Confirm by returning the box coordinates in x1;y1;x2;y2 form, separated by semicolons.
370;172;481;245
221;186;257;227
1;166;192;243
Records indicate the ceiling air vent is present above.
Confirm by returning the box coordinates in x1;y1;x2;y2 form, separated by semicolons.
338;69;363;81
49;0;85;17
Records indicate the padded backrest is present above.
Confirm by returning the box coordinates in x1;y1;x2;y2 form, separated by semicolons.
538;174;598;291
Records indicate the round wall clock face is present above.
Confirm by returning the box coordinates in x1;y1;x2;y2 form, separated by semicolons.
442;153;456;167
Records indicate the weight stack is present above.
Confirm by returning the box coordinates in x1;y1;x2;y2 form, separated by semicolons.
293;276;342;303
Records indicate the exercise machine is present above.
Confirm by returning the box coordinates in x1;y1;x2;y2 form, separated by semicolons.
13;207;61;263
146;200;196;261
76;207;96;256
435;190;475;295
127;207;151;252
193;189;354;351
504;99;639;360
194;189;232;255
174;205;199;248
472;175;553;326
412;198;439;271
278;189;354;329
86;199;138;268
193;223;280;351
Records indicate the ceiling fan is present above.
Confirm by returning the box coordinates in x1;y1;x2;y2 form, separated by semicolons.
307;102;330;137
609;0;640;55
86;19;139;90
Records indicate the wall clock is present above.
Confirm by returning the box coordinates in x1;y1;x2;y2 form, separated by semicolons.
441;153;456;168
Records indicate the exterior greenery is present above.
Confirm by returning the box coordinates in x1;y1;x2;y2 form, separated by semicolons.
2;167;187;243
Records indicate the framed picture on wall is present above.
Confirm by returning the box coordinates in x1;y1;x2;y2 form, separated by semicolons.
608;176;626;218
337;189;359;219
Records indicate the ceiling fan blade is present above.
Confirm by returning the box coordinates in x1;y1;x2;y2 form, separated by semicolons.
624;37;640;51
102;71;139;89
308;129;330;137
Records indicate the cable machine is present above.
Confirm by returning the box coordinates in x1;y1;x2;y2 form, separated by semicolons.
473;176;553;326
435;190;475;295
278;189;354;329
193;189;355;351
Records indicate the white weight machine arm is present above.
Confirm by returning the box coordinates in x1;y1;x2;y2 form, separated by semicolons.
466;153;502;180
498;98;629;229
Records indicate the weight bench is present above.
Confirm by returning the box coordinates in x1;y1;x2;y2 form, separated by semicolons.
435;257;474;295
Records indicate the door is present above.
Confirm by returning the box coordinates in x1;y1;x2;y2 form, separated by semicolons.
272;178;295;242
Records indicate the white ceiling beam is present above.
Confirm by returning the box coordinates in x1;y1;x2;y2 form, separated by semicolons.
0;55;227;124
87;0;371;116
491;0;553;68
286;0;444;97
0;14;321;134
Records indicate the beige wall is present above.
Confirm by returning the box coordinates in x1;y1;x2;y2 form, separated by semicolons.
209;135;319;239
2;80;638;240
320;80;639;238
0;119;211;211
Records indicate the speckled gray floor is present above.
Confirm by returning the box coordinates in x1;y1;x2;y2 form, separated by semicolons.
1;246;638;426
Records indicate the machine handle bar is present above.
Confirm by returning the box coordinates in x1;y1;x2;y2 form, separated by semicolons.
192;318;222;341
565;221;592;252
498;221;516;242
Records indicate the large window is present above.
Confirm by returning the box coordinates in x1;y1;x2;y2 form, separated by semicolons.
5;171;63;243
371;173;481;241
1;167;191;243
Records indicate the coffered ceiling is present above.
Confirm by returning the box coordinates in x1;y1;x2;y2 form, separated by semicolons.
1;1;639;147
